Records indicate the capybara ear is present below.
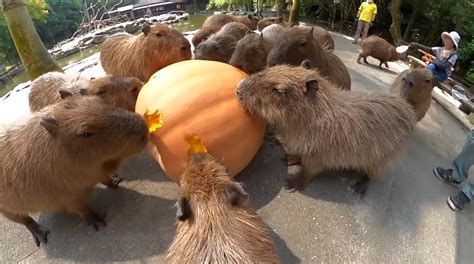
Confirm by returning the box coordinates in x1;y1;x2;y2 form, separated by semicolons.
176;196;192;221
247;14;252;19
304;79;319;98
90;77;96;80
225;182;249;206
308;27;314;37
40;116;59;135
246;30;253;35
301;59;311;69
142;25;151;36
58;90;73;99
277;16;283;22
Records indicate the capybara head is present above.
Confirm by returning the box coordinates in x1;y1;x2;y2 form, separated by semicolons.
238;14;260;30
39;95;149;160
400;68;435;99
389;46;400;61
191;27;217;47
257;16;287;31
237;60;319;125
176;153;249;221
142;23;192;69
230;31;269;74
267;27;320;68
193;33;237;63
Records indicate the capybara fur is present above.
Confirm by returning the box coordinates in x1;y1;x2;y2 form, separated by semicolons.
236;62;416;196
28;71;89;113
167;153;280;263
267;27;350;90
29;72;143;113
191;26;217;47
358;35;400;68
261;24;286;45
0;96;149;246
390;68;435;121
100;23;191;82
257;16;289;31
202;13;259;30
304;25;335;51
194;22;249;63
229;31;273;74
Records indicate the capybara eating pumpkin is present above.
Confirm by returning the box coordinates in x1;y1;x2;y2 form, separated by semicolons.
0;95;149;246
357;35;400;68
167;152;280;263
100;23;192;82
390;68;435;121
267;27;350;90
236;62;416;197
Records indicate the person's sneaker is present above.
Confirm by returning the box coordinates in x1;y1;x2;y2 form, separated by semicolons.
447;192;470;211
433;167;461;186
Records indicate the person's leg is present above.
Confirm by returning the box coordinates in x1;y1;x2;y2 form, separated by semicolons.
446;183;473;211
353;21;364;44
426;63;448;82
461;182;474;201
361;21;370;39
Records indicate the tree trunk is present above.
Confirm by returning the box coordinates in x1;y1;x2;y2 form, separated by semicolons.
402;0;420;41
288;0;299;25
389;0;403;43
1;0;61;80
192;0;198;11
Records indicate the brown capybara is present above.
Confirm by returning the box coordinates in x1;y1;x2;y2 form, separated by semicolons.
100;23;192;82
28;71;89;113
167;152;280;263
236;61;416;197
29;72;143;113
191;26;217;47
0;96;149;246
302;25;335;51
390;68;435;121
229;31;273;74
267;27;350;90
194;22;249;63
261;23;286;45
257;16;289;31
357;35;400;68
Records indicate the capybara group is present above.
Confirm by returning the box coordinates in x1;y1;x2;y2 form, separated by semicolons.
358;35;400;68
257;16;289;31
192;14;259;47
236;62;416;196
167;153;280;263
29;72;143;112
230;31;273;74
194;22;249;62
100;23;191;82
390;68;435;121
0;96;149;246
267;27;350;90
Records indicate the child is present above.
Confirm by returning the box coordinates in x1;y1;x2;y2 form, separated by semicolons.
410;31;460;82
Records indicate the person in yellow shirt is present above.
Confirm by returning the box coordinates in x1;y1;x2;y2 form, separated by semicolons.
352;0;377;44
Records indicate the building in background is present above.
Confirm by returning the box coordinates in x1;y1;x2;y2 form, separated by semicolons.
108;0;190;20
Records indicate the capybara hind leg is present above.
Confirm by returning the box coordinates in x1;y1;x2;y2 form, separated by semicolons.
384;62;389;68
2;212;49;247
79;207;107;231
285;163;319;192
378;61;383;69
363;57;369;64
357;54;363;64
68;189;106;230
102;174;123;189
350;172;370;198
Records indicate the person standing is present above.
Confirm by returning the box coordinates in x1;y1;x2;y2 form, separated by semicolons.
352;0;377;44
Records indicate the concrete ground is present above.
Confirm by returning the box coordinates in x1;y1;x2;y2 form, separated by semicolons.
1;32;473;264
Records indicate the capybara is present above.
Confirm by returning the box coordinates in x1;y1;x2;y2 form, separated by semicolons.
229;31;273;74
390;68;435;121
0;96;149;246
192;14;260;47
28;71;90;113
100;23;192;82
236;62;416;197
194;22;249;63
29;72;143;112
167;152;280;263
261;23;286;45
357;35;400;68
267;27;350;90
257;16;289;31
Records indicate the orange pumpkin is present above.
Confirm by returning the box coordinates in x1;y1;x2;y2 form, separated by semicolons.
135;60;266;182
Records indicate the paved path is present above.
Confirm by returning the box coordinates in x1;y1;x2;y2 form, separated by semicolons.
0;32;472;263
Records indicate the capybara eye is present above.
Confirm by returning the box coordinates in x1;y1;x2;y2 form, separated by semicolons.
409;82;414;86
425;80;431;83
96;90;106;95
131;87;139;93
155;32;162;37
299;42;307;47
78;132;95;138
213;46;219;50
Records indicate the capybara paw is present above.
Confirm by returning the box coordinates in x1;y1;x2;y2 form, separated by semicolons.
350;181;368;198
286;155;302;166
32;226;50;247
284;178;305;193
85;210;107;231
104;174;123;189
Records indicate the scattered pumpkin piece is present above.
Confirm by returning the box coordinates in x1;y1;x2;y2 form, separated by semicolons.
185;134;208;156
144;109;164;133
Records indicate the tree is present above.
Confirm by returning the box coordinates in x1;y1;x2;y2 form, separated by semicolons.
288;0;299;24
1;0;61;79
388;0;402;43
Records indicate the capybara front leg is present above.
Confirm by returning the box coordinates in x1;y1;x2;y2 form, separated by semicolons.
80;207;107;231
2;212;49;247
281;154;302;166
357;54;363;64
102;174;123;189
285;171;306;193
350;171;370;198
384;62;389;68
